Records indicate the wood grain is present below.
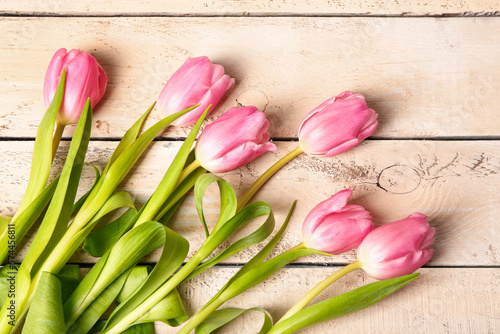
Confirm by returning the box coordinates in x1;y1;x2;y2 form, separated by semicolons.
153;267;500;333
2;140;499;266
1;0;499;16
1;17;500;139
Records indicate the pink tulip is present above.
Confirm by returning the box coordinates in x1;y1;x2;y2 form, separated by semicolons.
298;91;378;157
157;56;235;126
44;48;107;125
302;189;374;254
195;106;276;173
357;213;435;280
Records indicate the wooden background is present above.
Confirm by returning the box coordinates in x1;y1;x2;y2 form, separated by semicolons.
1;1;499;333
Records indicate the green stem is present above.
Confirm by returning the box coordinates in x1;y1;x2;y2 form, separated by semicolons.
236;146;303;211
287;242;306;252
178;159;202;185
177;295;225;334
277;260;362;323
52;122;65;161
178;243;308;334
135;159;202;226
104;255;205;334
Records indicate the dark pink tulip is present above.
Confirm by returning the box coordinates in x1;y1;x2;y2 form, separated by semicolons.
44;48;107;125
195;106;276;173
302;189;374;254
357;213;435;280
298;91;378;157
157;56;235;126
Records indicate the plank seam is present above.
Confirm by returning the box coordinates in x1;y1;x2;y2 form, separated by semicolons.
1;11;500;18
1;137;500;142
49;263;500;269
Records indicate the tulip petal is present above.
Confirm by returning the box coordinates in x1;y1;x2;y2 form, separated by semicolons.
357;213;435;280
44;49;107;125
301;189;353;239
195;106;275;173
298;92;378;158
157;57;234;127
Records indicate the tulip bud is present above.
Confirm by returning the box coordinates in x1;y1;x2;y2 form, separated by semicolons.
157;56;235;127
44;48;107;125
302;189;374;254
357;213;435;280
298;91;378;157
195;106;276;173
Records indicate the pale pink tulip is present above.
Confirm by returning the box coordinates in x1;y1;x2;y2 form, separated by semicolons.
302;189;374;254
357;213;435;280
44;48;107;125
195;106;276;173
298;91;378;157
157;56;235;126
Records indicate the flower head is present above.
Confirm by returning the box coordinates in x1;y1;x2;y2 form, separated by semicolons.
357;213;435;280
302;189;374;254
195;106;276;173
157;56;235;126
298;91;378;157
44;48;107;125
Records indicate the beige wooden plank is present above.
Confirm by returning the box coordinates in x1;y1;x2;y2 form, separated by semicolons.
1;17;499;139
153;267;500;333
2;140;499;266
1;0;499;16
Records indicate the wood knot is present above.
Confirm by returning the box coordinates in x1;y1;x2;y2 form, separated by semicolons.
377;165;421;194
236;89;269;112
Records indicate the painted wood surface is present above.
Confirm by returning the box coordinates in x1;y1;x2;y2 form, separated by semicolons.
1;2;499;333
2;141;499;266
1;17;500;139
154;267;500;333
1;0;499;16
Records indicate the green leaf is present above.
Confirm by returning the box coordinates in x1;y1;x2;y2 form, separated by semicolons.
135;289;187;327
135;106;209;226
186;200;277;283
23;272;65;334
122;323;154;334
57;276;82;306
72;163;101;216
102;179;278;334
58;265;82;281
67;269;133;334
75;105;197;230
206;201;297;300
103;103;154;175
83;208;138;257
17;69;66;215
157;194;187;226
155;167;207;224
117;266;152;304
64;221;166;330
0;216;11;225
103;227;189;332
0;100;92;325
0;176;59;263
21;99;92;277
184;202;275;282
100;267;156;333
195;307;273;334
56;265;83;304
87;191;136;227
0;266;17;307
219;248;327;302
176;203;302;334
193;174;237;238
266;274;420;334
234;201;297;278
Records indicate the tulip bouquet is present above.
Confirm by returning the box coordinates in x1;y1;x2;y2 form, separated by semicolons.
0;47;436;334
